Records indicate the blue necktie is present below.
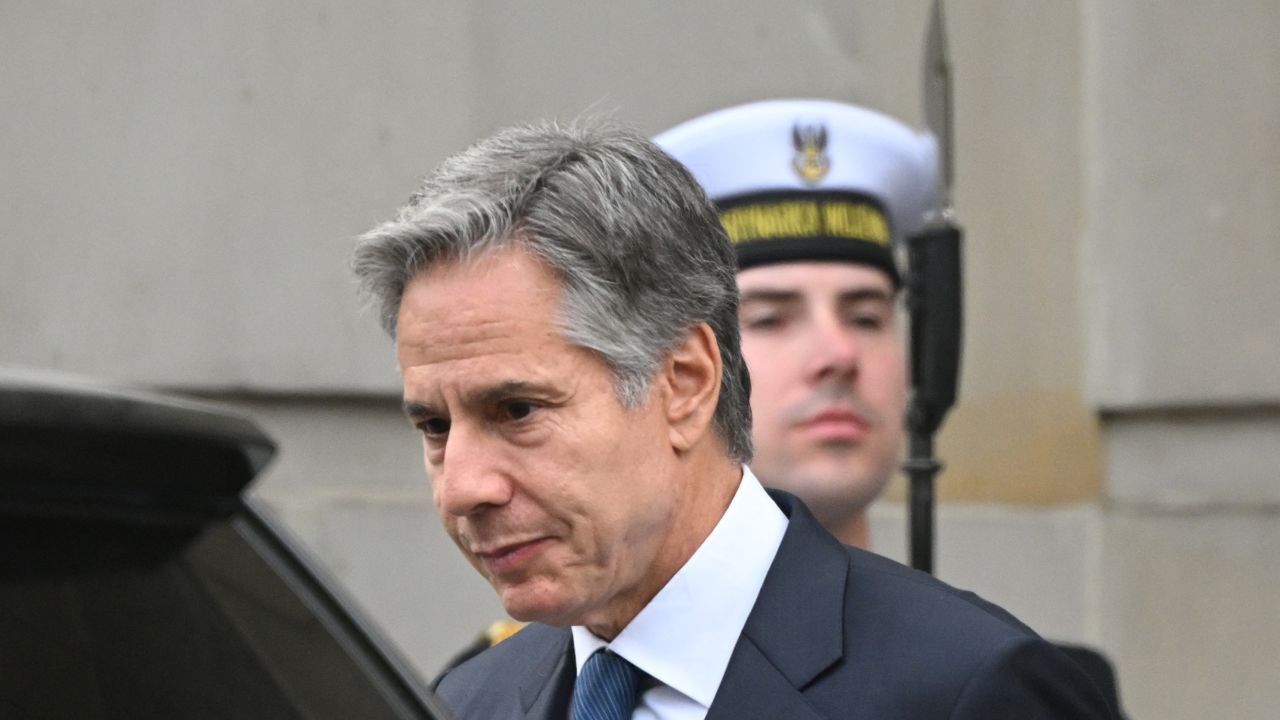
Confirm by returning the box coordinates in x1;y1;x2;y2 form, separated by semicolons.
572;649;641;720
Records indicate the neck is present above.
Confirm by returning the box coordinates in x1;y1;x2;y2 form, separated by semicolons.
828;509;870;549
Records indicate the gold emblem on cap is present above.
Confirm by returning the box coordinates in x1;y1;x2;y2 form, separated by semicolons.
791;123;830;185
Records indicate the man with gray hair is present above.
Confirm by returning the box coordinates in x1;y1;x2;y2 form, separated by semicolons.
353;118;1111;719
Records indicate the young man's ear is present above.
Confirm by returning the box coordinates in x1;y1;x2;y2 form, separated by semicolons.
662;322;722;453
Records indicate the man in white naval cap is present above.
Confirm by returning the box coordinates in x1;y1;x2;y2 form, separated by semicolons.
656;101;1128;718
655;99;938;548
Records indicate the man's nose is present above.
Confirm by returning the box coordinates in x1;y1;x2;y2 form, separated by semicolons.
433;423;513;518
804;316;862;383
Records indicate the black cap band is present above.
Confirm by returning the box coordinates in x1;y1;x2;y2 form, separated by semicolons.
717;190;900;286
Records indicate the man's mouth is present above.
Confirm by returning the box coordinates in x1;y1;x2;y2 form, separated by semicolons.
798;408;870;442
474;537;552;576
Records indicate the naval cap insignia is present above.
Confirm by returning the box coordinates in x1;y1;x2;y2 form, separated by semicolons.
791;122;830;185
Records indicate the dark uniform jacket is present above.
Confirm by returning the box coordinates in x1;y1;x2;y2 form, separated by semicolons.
434;491;1114;719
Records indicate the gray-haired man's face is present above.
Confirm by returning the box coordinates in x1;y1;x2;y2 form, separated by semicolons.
395;245;711;637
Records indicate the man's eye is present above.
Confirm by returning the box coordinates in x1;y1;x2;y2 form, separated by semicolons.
851;315;883;330
421;418;451;437
502;400;536;421
845;309;889;330
742;312;785;331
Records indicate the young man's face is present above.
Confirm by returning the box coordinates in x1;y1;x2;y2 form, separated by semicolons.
737;261;906;531
396;245;694;636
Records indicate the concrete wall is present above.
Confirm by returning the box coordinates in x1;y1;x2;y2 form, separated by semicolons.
4;1;1278;715
1081;2;1280;716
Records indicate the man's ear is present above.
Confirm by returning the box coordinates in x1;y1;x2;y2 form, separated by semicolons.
662;322;722;453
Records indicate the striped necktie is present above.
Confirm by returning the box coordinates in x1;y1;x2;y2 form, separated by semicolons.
571;649;641;720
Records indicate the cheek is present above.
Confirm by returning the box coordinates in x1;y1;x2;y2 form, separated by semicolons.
437;513;475;568
742;341;791;398
586;414;673;534
740;348;781;426
863;347;908;413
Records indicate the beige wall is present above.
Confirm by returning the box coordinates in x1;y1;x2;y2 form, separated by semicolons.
1082;3;1280;716
4;2;1278;716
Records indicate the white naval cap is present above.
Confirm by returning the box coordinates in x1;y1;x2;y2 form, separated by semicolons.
655;99;940;285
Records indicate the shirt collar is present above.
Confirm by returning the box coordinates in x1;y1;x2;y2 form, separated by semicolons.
571;466;788;708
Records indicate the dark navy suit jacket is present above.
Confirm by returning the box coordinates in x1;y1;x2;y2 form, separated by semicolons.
434;491;1114;719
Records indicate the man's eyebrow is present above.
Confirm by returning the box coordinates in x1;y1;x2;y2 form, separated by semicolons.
838;287;896;304
402;381;558;420
472;380;556;405
402;400;436;421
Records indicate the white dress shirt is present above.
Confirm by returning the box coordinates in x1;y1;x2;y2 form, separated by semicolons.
570;466;788;720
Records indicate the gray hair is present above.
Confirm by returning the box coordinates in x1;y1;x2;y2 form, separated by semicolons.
351;117;752;462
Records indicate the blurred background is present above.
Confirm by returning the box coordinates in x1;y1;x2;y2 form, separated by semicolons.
3;2;1278;717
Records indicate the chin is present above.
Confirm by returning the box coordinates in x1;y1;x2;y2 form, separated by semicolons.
499;585;581;627
784;466;886;505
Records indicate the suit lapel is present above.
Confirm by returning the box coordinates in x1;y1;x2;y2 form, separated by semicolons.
705;638;827;720
517;625;575;720
707;491;848;719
